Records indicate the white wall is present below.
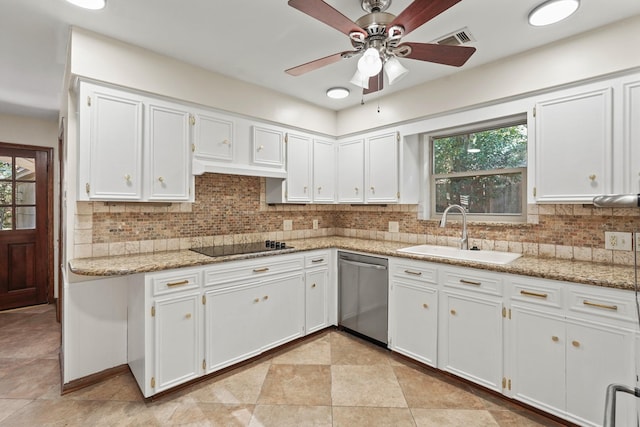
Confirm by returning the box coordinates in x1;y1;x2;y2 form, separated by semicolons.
68;27;337;137
336;15;640;135
0;113;60;297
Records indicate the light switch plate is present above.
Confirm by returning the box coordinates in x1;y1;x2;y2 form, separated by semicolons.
313;219;318;230
388;221;399;233
283;219;292;231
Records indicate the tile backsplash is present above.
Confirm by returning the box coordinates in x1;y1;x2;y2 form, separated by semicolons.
73;173;640;265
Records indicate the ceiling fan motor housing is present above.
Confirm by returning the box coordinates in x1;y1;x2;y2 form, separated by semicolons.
361;0;392;13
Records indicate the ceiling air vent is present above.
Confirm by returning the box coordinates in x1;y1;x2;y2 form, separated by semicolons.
434;27;475;46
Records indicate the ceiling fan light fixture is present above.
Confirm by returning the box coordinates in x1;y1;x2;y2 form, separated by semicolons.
326;87;350;99
528;0;579;26
384;57;409;85
357;47;383;78
350;69;369;89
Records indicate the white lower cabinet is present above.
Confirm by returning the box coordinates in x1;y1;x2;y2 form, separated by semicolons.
438;267;504;392
389;258;438;366
305;251;330;334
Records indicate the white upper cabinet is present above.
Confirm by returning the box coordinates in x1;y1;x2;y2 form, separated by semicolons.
366;131;399;203
192;110;234;163
534;87;613;203
77;81;193;202
312;139;336;203
147;102;191;201
337;139;365;203
79;82;144;200
285;133;312;203
622;78;640;193
253;126;284;168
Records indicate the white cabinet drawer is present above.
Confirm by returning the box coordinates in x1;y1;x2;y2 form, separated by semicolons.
204;255;304;287
150;269;201;296
508;276;563;310
305;251;330;268
442;267;502;296
567;285;636;324
392;260;438;285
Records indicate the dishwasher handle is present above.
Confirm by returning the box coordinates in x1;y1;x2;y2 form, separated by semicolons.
339;258;387;270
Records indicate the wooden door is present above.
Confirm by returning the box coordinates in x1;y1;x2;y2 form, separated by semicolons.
0;145;51;311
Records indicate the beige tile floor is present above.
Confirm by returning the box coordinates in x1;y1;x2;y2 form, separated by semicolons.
0;304;569;426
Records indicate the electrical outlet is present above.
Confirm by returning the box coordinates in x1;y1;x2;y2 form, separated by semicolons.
388;221;399;233
283;219;292;231
604;231;632;251
313;219;318;230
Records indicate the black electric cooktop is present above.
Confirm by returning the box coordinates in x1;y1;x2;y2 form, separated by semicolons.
190;241;293;258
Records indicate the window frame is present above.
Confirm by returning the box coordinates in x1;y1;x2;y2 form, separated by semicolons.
427;116;528;223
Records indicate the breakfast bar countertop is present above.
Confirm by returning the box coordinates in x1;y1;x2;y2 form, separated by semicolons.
68;236;638;291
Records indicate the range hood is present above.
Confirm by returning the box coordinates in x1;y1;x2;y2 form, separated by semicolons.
592;194;640;208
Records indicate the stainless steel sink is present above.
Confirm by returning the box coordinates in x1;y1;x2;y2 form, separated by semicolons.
397;244;522;265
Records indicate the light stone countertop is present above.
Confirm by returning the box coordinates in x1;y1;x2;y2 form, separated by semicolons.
68;236;638;291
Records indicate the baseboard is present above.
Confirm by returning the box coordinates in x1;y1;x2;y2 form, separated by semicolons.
61;364;131;395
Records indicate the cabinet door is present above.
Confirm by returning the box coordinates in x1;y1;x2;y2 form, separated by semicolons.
147;102;191;200
337;139;364;203
253;126;284;168
205;281;263;372
510;305;565;413
84;86;143;200
623;80;640;193
305;268;329;334
565;319;636;427
260;273;305;351
313;139;336;203
440;291;503;391
193;111;234;162
286;133;312;203
535;88;612;203
390;281;438;366
367;132;398;203
153;292;201;392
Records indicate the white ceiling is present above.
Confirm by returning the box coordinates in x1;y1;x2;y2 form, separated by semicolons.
3;0;640;120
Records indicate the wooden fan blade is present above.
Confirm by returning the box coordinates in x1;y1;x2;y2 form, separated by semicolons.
285;51;357;76
399;42;476;67
363;71;384;95
390;0;462;36
288;0;367;37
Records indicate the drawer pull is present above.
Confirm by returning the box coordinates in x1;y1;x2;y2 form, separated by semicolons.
551;336;559;342
423;303;429;309
263;295;269;301
583;300;618;311
253;267;269;273
311;283;317;288
459;279;481;286
450;309;457;315
520;290;548;299
185;313;192;319
311;258;325;263
167;280;189;287
572;340;580;348
404;270;423;276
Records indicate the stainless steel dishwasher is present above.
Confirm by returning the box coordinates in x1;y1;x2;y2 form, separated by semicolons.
338;251;389;346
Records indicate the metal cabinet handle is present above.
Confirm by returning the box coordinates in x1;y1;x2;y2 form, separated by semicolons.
450;309;457;315
583;300;618;311
222;139;230;145
404;270;422;276
253;267;269;273
423;303;429;309
354;187;359;193
257;144;264;151
552;336;559;342
572;340;580;348
253;298;260;303
520;290;548;299
370;186;375;193
311;283;317;288
317;186;322;193
124;174;132;183
263;295;269;300
459;279;481;286
311;258;324;263
589;174;596;181
304;186;307;193
158;176;165;183
185;313;192;319
167;280;189;287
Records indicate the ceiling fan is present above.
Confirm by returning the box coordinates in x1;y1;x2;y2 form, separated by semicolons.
285;0;476;95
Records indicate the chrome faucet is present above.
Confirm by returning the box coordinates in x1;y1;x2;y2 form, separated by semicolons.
440;204;468;250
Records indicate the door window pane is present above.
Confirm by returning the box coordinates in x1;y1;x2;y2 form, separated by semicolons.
0;207;12;230
16;182;35;205
16;206;35;230
0;156;12;179
16;157;35;181
0;183;11;204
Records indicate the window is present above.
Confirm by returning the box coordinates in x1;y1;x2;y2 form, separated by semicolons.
430;120;527;222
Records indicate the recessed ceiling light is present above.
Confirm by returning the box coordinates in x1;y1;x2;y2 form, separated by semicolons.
65;0;106;10
528;0;579;26
326;87;350;99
